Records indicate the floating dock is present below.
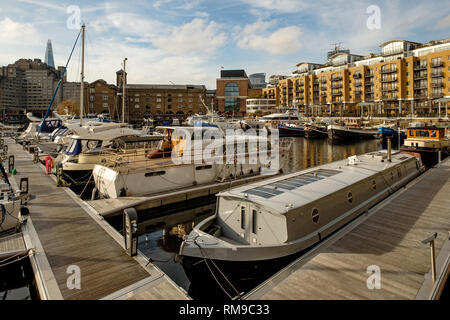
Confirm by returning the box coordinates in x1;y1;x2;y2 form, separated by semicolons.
6;139;189;300
245;158;450;300
0;232;27;259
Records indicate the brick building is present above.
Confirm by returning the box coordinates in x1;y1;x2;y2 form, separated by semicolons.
216;69;262;116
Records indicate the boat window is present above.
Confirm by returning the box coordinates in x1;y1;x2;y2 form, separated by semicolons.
347;192;353;203
241;207;245;229
145;171;166;177
431;131;436;137
312;208;319;223
252;209;257;234
372;180;377;190
195;165;213;170
65;139;82;155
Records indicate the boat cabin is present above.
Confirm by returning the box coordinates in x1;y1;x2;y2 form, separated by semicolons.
406;127;445;140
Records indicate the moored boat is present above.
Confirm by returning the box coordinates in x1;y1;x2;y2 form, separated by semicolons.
304;123;328;139
177;150;423;268
277;123;305;137
327;124;378;141
92;126;279;199
400;126;449;167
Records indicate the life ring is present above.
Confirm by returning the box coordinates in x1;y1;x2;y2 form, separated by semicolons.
45;155;54;174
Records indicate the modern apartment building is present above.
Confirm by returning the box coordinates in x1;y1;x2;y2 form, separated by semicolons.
246;98;277;114
263;39;450;116
0;58;63;117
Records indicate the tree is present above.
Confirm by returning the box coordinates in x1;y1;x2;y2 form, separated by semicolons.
56;100;80;116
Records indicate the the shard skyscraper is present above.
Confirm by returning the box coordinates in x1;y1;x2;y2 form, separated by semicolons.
44;39;55;68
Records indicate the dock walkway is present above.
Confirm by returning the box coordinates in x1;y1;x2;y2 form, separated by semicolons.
245;159;450;300
7;139;188;300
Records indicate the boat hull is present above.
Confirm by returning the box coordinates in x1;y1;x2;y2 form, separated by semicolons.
328;125;378;141
305;126;328;139
277;124;305;137
93;161;266;199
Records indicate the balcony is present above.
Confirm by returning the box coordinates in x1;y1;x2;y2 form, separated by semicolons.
430;82;444;88
431;71;444;78
353;73;362;79
381;94;398;100
321;79;327;84
430;61;444;68
365;90;374;94
430;92;443;98
382;87;398;92
331;84;342;89
332;92;343;96
365;81;374;86
381;68;397;74
321;92;327;97
414;74;427;80
331;75;343;81
414;93;428;99
413;65;427;71
413;84;428;89
313;80;319;85
354;81;362;87
382;78;397;83
365;72;374;78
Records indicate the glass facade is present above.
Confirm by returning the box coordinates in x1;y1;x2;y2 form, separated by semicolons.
224;82;240;112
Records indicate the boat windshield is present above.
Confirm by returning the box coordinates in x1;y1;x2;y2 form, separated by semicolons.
65;139;103;155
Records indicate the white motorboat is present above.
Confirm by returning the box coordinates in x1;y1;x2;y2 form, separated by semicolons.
93;126;279;198
57;123;162;185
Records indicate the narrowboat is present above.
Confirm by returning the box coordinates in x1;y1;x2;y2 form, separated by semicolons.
177;151;423;275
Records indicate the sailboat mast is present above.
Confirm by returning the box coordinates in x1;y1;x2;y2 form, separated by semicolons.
122;58;127;123
80;24;85;126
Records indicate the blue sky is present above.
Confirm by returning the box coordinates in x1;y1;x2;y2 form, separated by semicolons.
0;0;449;89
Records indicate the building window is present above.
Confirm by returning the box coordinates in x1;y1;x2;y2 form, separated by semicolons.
90;88;95;93
156;104;161;108
103;95;108;100
178;98;182;102
224;82;239;112
156;98;161;102
102;103;108;108
135;104;140;109
135;98;140;102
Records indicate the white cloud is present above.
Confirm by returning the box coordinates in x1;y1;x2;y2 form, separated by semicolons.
152;18;227;55
434;14;450;30
236;20;302;54
241;0;308;13
0;17;45;66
